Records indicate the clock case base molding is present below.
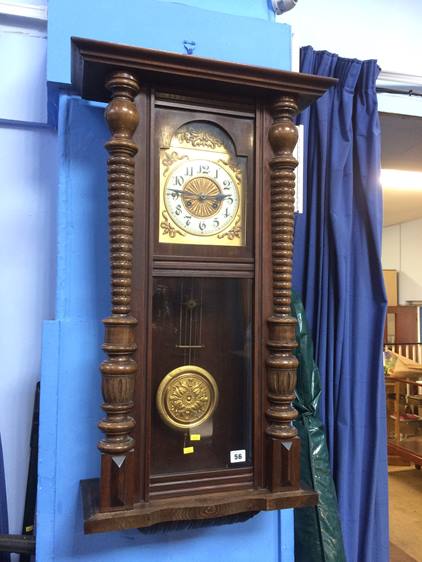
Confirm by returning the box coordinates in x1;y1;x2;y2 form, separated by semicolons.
81;478;317;533
70;38;336;534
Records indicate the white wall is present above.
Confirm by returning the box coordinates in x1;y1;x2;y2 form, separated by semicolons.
382;219;422;305
382;225;401;272
0;1;57;538
400;219;422;304
281;0;422;75
280;0;422;117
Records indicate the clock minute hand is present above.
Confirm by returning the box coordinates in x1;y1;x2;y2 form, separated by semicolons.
168;189;230;202
168;188;195;197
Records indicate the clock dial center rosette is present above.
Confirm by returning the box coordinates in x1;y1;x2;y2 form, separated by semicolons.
182;177;222;218
164;158;240;237
156;365;218;430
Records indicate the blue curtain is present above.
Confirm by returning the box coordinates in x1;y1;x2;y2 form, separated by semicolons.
293;47;389;562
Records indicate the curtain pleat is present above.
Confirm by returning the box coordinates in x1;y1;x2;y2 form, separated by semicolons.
293;46;389;562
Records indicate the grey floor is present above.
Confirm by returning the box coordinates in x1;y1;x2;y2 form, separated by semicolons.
389;465;422;562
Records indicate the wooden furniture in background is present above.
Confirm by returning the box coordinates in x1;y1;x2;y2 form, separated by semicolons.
383;269;398;307
385;306;420;345
385;377;422;469
71;37;336;533
385;343;422;364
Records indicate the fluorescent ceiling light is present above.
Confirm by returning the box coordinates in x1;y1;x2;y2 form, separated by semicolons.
381;168;422;191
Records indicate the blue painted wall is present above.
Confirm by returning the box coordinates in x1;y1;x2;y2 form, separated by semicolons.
38;1;293;561
47;0;291;85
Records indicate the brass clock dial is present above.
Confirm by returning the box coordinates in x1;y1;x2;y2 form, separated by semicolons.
164;159;239;238
159;122;245;247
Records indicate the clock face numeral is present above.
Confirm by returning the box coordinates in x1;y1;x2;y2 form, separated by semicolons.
163;158;240;237
173;175;184;187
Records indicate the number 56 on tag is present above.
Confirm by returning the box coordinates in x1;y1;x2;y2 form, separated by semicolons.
230;449;246;463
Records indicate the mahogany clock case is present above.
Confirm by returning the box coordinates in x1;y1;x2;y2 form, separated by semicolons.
71;37;336;533
133;89;265;502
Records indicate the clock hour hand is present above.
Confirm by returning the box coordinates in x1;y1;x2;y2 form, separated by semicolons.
214;193;232;201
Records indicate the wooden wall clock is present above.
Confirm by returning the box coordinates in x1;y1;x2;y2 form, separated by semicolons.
71;38;336;533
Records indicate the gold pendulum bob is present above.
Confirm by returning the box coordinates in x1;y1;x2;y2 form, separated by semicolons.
156;365;218;430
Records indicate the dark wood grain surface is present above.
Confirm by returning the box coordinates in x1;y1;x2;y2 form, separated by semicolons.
81;478;318;533
264;96;301;491
71;37;336;108
98;72;140;511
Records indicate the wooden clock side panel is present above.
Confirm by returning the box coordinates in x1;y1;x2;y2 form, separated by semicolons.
132;88;154;503
253;101;267;490
260;105;274;490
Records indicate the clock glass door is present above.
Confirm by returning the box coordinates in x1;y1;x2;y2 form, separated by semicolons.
150;276;253;475
146;97;256;497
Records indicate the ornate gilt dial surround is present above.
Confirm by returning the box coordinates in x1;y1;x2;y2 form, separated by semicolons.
159;122;244;246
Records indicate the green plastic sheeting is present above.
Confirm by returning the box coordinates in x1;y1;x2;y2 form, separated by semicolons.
292;293;346;562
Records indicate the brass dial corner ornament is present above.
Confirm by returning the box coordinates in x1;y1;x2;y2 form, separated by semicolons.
156;365;218;430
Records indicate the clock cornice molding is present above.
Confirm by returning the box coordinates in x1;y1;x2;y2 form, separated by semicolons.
71;37;336;108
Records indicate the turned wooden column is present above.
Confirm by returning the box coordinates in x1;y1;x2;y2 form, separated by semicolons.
265;95;300;491
98;72;140;511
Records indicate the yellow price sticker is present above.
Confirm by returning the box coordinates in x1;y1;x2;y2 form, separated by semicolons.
183;446;194;454
190;434;201;441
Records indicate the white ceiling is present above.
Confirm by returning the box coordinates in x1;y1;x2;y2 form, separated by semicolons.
381;112;422;227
